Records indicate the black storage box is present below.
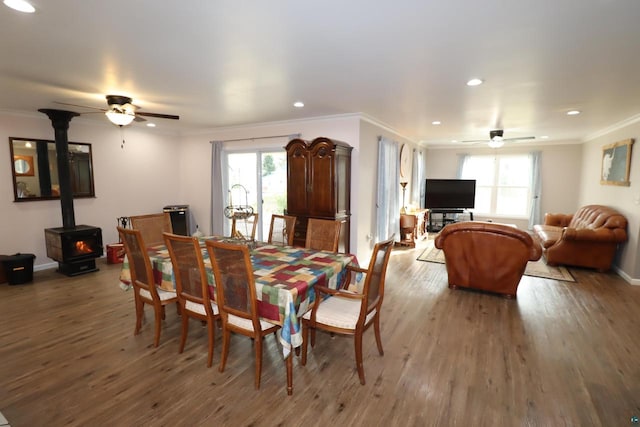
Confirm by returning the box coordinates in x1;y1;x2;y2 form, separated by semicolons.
0;253;36;285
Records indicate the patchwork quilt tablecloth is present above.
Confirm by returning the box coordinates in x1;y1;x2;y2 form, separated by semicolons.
120;239;357;356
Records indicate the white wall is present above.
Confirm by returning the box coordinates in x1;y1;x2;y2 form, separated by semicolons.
578;118;640;281
178;114;421;263
425;138;640;282
2;111;406;270
178;115;364;254
1;111;182;270
357;120;417;261
6;108;635;281
425;143;583;229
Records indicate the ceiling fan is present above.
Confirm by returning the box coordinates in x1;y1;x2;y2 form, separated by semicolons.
54;95;179;126
462;129;535;148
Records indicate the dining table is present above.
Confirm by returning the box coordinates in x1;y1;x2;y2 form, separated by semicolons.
119;236;358;395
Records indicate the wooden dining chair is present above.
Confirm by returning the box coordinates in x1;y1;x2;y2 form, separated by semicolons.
231;213;259;241
305;218;341;252
129;213;173;247
267;214;297;246
117;226;178;348
205;240;280;389
163;232;220;368
301;238;394;385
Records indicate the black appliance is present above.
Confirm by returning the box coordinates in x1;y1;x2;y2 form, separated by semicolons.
39;109;103;276
1;253;36;285
44;226;103;276
163;205;190;235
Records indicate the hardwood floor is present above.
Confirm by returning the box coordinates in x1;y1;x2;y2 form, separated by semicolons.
0;248;638;426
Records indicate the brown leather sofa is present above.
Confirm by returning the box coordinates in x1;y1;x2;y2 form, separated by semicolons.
532;205;627;272
434;221;542;298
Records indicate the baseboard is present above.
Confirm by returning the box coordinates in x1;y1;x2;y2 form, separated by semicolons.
613;266;640;286
34;255;109;273
34;261;58;272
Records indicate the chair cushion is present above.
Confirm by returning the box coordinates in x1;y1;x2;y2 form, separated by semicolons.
185;300;219;316
228;314;275;332
139;287;176;302
532;225;563;249
303;295;375;330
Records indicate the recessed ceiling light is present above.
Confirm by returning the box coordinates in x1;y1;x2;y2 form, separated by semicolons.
146;123;156;128
3;0;35;13
540;135;549;139
25;141;32;148
466;78;483;86
567;110;581;116
293;101;304;108
432;121;441;125
451;140;458;143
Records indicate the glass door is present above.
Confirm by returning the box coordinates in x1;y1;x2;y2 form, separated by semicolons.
226;150;287;241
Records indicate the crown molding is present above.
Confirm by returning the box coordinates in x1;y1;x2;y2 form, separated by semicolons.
584;113;640;141
181;113;364;137
182;111;419;143
358;113;417;143
0;108;181;136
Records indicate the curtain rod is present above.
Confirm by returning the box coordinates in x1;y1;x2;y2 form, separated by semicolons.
211;133;301;143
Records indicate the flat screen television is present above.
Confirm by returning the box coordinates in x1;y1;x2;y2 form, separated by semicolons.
424;179;476;210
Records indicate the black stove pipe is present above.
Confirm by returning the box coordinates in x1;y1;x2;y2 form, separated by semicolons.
38;109;80;229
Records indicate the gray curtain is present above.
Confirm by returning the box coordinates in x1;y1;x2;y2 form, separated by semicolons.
411;148;425;208
453;153;470;221
210;141;224;236
376;136;400;242
528;151;542;230
456;153;469;178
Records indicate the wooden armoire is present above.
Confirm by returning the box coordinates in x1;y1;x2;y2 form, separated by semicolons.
285;137;352;253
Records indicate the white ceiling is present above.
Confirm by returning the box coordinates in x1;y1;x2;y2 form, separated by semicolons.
2;1;640;146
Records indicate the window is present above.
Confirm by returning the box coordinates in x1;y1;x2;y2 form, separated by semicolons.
461;154;532;217
225;150;287;240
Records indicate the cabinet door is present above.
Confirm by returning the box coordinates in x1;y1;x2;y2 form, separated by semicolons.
335;148;351;216
286;141;309;215
308;140;336;216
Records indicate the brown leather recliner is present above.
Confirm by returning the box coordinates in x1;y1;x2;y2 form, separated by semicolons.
532;205;627;272
434;221;542;298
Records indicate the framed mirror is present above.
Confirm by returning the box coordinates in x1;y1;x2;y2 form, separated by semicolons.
9;137;95;201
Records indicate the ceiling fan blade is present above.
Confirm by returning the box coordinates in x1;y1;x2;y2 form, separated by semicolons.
133;115;147;122
505;136;536;142
136;111;180;120
53;101;106;112
460;139;486;144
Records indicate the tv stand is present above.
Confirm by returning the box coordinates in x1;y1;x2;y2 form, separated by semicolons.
428;209;474;232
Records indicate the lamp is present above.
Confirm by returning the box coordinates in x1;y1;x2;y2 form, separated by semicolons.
400;182;408;214
105;110;135;126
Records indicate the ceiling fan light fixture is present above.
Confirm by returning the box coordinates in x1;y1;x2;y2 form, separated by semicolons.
488;138;504;148
105;110;135;126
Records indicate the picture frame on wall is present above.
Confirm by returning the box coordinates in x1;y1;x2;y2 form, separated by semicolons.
601;138;634;186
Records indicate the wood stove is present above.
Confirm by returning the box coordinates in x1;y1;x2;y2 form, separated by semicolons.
40;109;103;276
45;226;103;276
